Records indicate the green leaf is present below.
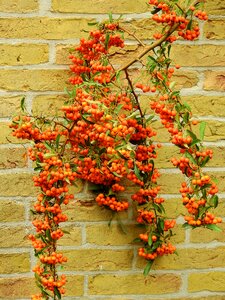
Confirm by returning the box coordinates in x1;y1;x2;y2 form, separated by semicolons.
185;151;197;165
183;102;191;112
112;171;122;178
148;235;153;247
134;164;142;181
105;33;110;49
182;223;193;229
143;260;154;276
200;156;210;167
54;287;62;299
55;134;60;149
20;97;26;112
62;229;70;234
108;12;113;23
210;195;219;208
133;237;142;243
88;21;99;26
114;104;124;115
199;121;206;141
46;229;52;241
206;224;222;232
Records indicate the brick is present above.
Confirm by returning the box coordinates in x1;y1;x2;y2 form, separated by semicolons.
192;120;225;142
158;173;183;194
56;44;75;65
66;198;127;222
0;148;27;169
190;223;225;243
163;198;186;218
86;224;143;246
63;275;84;297
184;95;225;117
0;70;69;92
88;273;181;295
0;253;30;274
204;71;225;91
52;0;149;13
0;122;28;144
0;173;37;197
32;95;67;117
0;44;49;66
0;18;92;40
58;225;82;246
0;277;38;299
188;272;225;292
171;45;225;67
0;200;25;222
205;0;225;15
0;96;22;118
137;247;225;270
64;249;133;271
0;227;30;248
204;20;225;40
0;0;38;12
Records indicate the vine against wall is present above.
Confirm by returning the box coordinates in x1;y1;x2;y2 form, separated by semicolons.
10;0;222;299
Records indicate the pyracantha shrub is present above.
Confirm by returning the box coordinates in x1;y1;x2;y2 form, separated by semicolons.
10;0;222;299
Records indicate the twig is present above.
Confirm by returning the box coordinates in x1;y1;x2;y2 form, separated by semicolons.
118;25;145;47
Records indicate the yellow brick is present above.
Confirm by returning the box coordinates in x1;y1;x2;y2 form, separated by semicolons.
0;148;27;169
0;253;30;274
52;0;149;13
0;123;27;144
56;44;75;65
171;45;225;67
193;120;225;142
0;18;92;40
0;277;38;299
188;272;225;292
205;0;225;15
163;198;186;218
0;0;38;12
0;96;23;118
184;95;225;117
64;249;133;271
204;71;225;91
32;95;67;117
64;275;84;297
86;224;142;246
204;20;225;40
88;273;181;295
66;198;127;222
0;173;37;197
0;70;69;92
58;225;82;246
190;223;225;243
0;44;49;66
0;200;25;222
158;173;183;194
137;247;225;270
0;227;30;248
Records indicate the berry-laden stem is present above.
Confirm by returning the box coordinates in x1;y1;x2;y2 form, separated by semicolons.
9;0;222;297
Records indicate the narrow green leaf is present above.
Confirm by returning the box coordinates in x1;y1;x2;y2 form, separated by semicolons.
54;287;62;299
20;97;26;112
199;121;206;141
108;12;113;23
55;134;60;149
182;223;193;229
143;260;154;276
210;195;219;208
185;151;197;165
200;156;210;167
148;235;153;247
206;224;222;232
134;164;142;180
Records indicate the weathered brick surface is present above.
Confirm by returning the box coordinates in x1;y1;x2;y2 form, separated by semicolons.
0;253;30;274
52;0;149;13
188;272;225;292
0;200;25;222
64;249;133;271
0;227;30;248
88;274;181;295
0;0;38;13
204;71;225;91
0;18;92;40
0;277;38;299
0;44;49;66
0;148;27;169
204;20;225;40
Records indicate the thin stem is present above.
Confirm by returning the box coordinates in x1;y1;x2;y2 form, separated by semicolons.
118;25;146;46
124;69;144;120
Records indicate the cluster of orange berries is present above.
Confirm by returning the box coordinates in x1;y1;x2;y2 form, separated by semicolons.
95;193;129;211
138;243;176;260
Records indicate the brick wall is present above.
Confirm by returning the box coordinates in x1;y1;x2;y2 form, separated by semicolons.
0;0;225;299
